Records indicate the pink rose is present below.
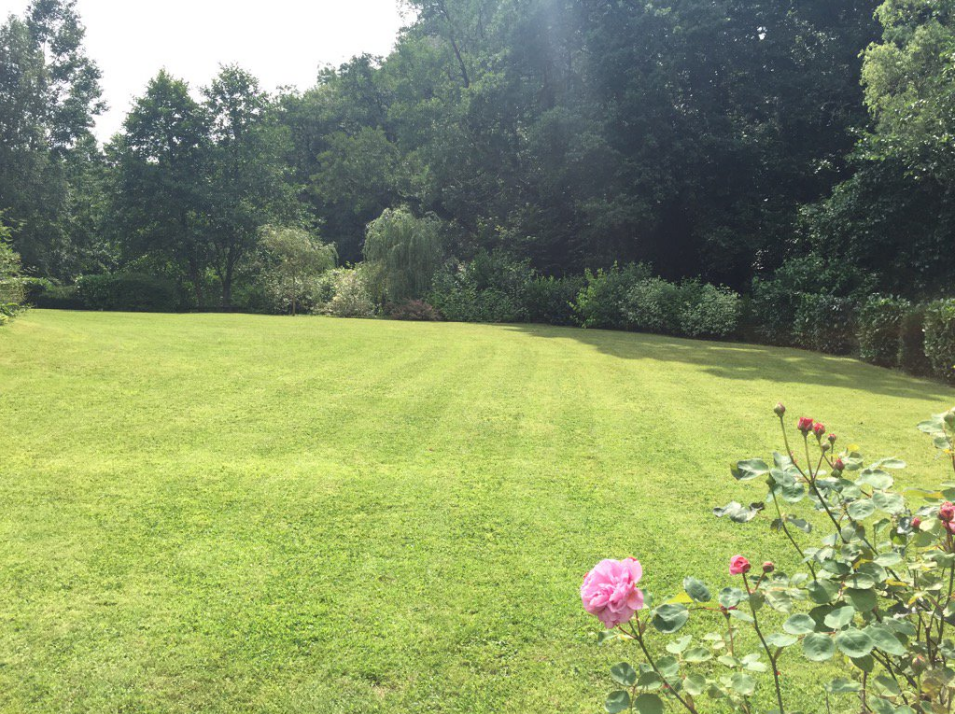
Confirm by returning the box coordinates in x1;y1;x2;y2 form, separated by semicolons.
729;555;751;575
812;422;826;438
581;558;645;628
940;502;955;522
797;417;814;434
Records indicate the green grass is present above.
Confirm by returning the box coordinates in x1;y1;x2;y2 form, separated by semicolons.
0;310;952;713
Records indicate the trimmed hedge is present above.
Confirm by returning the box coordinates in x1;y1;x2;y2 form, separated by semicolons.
523;276;582;326
900;305;932;377
924;299;955;382
77;273;177;312
34;284;85;310
857;295;909;368
793;294;858;355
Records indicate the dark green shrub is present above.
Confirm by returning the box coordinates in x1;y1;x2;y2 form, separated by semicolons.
678;281;741;339
900;304;932;377
857;295;909;368
793;294;858;355
622;277;682;334
429;251;533;323
77;273;178;312
523;275;583;326
20;277;54;305
574;263;652;329
924;299;955;382
34;284;84;309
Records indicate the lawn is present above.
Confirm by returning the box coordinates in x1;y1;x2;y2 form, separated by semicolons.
0;310;952;713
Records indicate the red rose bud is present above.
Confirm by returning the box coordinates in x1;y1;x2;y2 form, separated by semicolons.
812;422;826;438
797;417;814;434
762;561;775;573
940;502;955;522
774;403;786;417
833;458;845;472
729;555;751;575
912;517;922;529
828;433;837;444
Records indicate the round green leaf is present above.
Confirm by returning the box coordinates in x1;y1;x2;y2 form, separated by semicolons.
835;628;874;658
866;624;906;656
847;500;877;520
784;614;816;635
606;691;631;714
804;633;836;662
824;605;856;630
765;632;798;648
683;576;711;603
652;604;689;634
634;693;664;714
610;662;637;687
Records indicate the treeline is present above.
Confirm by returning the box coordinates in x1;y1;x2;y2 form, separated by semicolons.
3;0;955;333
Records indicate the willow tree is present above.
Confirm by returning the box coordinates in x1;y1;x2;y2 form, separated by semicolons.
259;225;336;315
362;207;444;304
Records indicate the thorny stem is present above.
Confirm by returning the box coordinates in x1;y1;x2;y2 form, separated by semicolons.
629;621;699;714
742;573;786;714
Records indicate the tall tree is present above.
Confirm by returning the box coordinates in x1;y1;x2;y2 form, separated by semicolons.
203;65;299;307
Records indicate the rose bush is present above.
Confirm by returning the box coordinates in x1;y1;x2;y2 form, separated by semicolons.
584;403;955;714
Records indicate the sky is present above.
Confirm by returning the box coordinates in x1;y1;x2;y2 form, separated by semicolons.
0;0;410;142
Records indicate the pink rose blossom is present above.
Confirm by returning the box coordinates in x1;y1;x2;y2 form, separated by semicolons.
581;558;645;628
729;555;751;575
940;502;955;522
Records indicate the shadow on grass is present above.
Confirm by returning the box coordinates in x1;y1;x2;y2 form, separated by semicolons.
502;323;953;400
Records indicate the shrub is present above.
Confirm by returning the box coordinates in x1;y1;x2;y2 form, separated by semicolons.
583;403;955;714
259;225;337;315
77;273;178;312
622;278;683;334
900;304;932;376
20;276;54;305
678;281;741;339
857;295;909;368
0;232;24;325
792;293;858;354
316;267;376;318
428;252;533;323
924;298;955;382
387;299;442;321
363;207;445;302
34;284;84;310
574;263;652;329
523;275;583;326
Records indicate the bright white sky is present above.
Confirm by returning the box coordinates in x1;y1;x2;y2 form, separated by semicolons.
1;0;410;142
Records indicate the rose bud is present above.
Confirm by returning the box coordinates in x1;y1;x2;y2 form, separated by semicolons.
945;520;955;536
944;410;955;426
729;555;751;575
797;417;814;434
828;433;837;444
774;403;786;417
940;502;955;522
833;458;845;472
762;561;775;573
821;443;831;453
912;517;922;529
813;422;826;439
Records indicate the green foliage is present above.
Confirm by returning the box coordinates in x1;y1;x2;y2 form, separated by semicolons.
622;278;683;334
676;282;741;339
793;294;858;355
523;275;583;327
924;299;955;382
258;225;336;315
316;266;376;318
77;273;177;312
363;207;445;304
589;404;955;714
428;251;534;324
900;304;933;377
857;295;910;368
33;283;83;310
574;263;652;330
0;229;25;324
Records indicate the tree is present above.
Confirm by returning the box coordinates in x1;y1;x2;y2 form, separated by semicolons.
203;65;299;308
363;207;445;303
0;219;24;324
110;70;211;305
0;0;103;277
259;225;336;315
